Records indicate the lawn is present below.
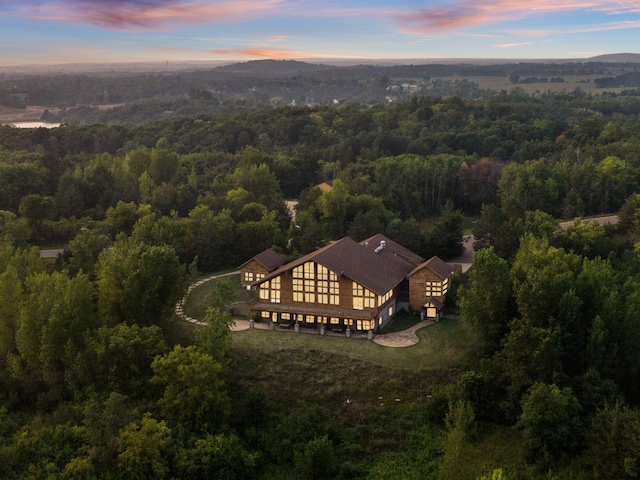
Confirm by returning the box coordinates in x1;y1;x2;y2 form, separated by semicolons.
182;271;254;320
231;317;469;371
380;309;422;333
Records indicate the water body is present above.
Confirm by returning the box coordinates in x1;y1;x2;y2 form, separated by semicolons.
9;122;61;128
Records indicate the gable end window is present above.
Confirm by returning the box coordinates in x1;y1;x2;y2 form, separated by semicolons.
353;282;375;310
293;262;338;305
260;276;281;303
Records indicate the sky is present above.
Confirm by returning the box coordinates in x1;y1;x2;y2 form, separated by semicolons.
0;0;639;65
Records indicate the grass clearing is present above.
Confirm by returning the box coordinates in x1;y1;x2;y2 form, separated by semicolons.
225;313;477;474
182;272;254;320
231;317;468;371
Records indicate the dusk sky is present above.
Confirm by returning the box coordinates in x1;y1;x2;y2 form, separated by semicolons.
1;0;639;65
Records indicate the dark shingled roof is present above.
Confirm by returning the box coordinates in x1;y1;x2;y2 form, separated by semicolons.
408;255;454;280
240;249;286;272
257;236;417;295
360;234;424;265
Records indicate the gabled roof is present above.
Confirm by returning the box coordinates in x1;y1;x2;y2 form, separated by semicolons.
425;297;444;310
257;236;417;295
408;256;454;279
360;233;424;265
240;249;286;272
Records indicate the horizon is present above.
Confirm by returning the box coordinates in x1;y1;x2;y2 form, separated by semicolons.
1;1;640;66
2;54;639;74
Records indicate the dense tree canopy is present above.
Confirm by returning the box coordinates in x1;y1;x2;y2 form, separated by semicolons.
2;82;640;478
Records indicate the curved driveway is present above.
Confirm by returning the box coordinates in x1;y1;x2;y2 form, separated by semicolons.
373;320;435;347
175;271;239;326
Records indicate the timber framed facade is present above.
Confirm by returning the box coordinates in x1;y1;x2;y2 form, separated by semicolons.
245;234;454;332
239;249;286;288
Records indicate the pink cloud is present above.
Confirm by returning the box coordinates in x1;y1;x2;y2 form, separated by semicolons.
150;46;202;54
513;19;640;37
17;0;284;30
493;42;532;48
393;0;640;34
55;46;112;56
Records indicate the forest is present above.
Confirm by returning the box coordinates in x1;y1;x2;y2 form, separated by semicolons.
2;57;640;125
1;78;640;478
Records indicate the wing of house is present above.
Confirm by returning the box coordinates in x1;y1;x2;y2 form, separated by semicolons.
245;234;454;332
407;256;454;319
239;249;287;287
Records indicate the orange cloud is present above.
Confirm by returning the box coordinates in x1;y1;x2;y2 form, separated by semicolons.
212;47;310;59
22;0;284;30
211;46;364;60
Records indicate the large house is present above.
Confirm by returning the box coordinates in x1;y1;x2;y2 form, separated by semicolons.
241;234;454;332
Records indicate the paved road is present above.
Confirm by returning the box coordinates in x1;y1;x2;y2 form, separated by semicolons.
449;235;474;273
40;249;64;259
559;215;618;229
447;215;619;273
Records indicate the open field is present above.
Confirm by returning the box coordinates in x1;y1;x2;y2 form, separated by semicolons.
431;75;629;95
0;103;127;124
0;105;62;124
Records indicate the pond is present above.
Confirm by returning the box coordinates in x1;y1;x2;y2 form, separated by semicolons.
8;122;62;128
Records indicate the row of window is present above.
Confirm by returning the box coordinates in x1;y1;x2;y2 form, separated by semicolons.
259;306;394;330
257;270;446;312
244;271;265;283
426;278;449;297
378;289;393;306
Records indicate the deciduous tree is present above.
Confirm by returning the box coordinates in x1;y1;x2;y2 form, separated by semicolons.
97;238;186;326
151;345;230;434
518;383;583;469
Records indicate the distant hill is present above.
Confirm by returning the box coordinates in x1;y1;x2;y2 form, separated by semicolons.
213;59;330;76
3;55;639;76
587;53;640;63
0;61;233;75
